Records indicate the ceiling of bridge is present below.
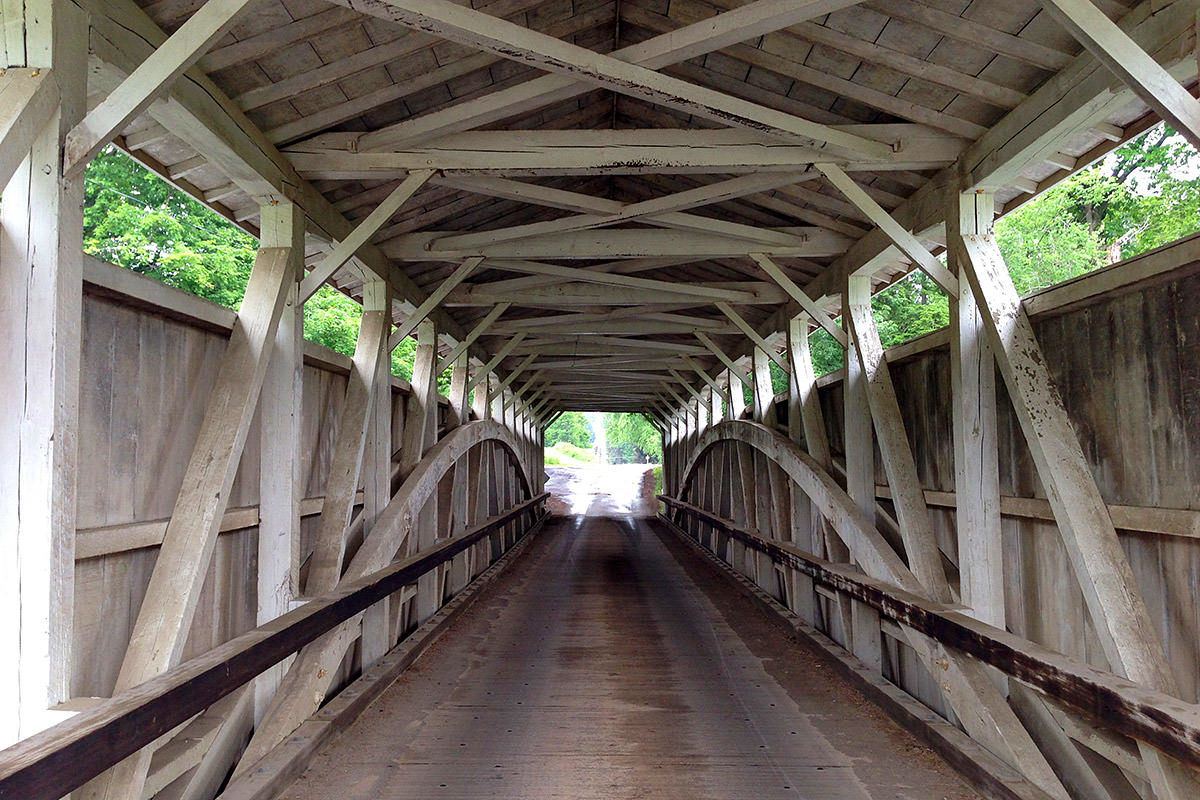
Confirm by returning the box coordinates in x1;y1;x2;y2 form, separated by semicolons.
96;0;1177;412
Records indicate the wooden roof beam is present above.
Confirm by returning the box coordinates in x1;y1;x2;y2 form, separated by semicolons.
750;254;847;347
298;170;433;303
386;257;482;351
815;163;958;295
429;171;818;250
1039;0;1200;152
316;0;871;152
714;302;788;371
383;228;850;260
288;128;961;176
0;69;59;190
64;0;258;175
315;0;891;159
435;302;510;374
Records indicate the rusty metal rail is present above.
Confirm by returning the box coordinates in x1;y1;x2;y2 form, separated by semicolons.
658;494;1200;770
0;493;548;800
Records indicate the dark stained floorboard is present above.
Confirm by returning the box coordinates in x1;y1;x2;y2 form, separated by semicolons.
279;514;983;799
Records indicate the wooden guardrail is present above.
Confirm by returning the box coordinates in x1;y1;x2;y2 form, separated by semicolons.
657;495;1200;770
0;493;548;800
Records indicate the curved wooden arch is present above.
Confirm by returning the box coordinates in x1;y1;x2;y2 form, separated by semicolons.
677;420;917;593
348;419;534;581
238;420;537;773
672;421;1069;797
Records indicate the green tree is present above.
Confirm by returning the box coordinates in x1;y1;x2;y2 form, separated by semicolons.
84;146;256;309
82;147;440;384
545;412;593;449
603;413;662;463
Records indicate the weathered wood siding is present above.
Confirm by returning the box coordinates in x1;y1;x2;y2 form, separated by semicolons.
813;241;1200;701
70;263;442;699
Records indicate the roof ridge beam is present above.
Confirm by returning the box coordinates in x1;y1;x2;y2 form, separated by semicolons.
430;172;816;250
320;0;890;159
313;0;867;152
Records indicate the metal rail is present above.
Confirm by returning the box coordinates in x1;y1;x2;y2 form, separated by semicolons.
0;493;549;800
658;494;1200;770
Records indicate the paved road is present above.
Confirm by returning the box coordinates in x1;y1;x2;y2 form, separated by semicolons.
281;515;981;799
544;464;659;517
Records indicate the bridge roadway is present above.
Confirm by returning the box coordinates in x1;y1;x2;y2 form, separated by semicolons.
279;470;982;799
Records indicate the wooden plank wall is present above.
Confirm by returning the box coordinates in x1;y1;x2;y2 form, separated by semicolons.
71;262;440;699
809;246;1200;703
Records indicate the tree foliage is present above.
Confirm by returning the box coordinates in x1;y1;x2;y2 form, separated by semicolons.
603;413;662;463
545;411;593;449
82;147;434;384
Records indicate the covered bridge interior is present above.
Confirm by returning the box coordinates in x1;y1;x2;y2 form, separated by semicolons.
1;0;1199;797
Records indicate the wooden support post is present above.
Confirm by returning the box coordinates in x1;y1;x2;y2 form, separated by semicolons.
788;316;848;566
0;0;86;747
81;245;294;800
845;275;950;601
447;350;471;427
842;285;874;529
751;346;777;427
957;228;1197;800
727;368;747;420
400;319;441;624
255;200;305;723
306;283;391;595
471;365;490;420
947;190;1004;627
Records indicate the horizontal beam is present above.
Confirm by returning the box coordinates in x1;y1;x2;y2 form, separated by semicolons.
444;280;787;307
320;0;893;158
287;127;963;177
658;499;1200;771
383;229;850;260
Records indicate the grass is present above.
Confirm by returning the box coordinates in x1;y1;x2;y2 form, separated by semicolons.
543;441;596;466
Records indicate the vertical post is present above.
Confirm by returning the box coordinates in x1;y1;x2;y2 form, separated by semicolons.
843;279;874;528
448;350;470;428
727;368;747;419
255;200;304;722
948;190;1004;627
751;346;777;426
360;281;393;666
0;0;86;745
471;364;489;420
401;320;441;623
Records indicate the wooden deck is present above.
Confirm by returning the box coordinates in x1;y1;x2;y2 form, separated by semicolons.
280;514;981;799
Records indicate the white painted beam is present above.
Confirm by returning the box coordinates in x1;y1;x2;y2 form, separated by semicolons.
430;172;816;249
464;333;527;394
436;303;510;373
750;253;847;346
0;69;58;191
694;332;754;391
289;127;962;176
323;0;889;158
1039;0;1200;151
816;162;958;294
384;229;849;260
297;169;433;303
63;0;258;175
714;302;788;370
386;257;482;351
